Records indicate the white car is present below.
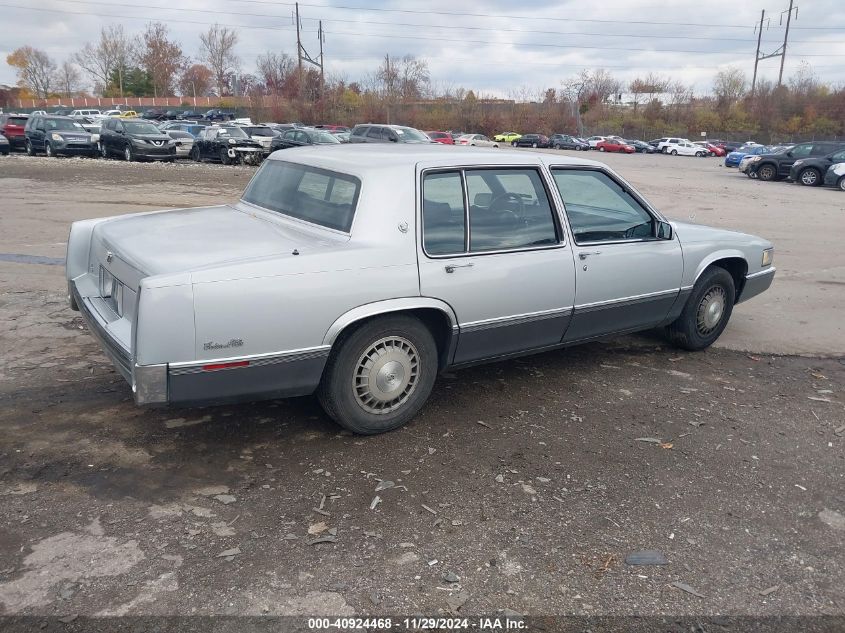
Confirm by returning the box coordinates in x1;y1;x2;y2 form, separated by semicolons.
586;135;607;149
238;125;277;153
658;137;691;153
70;109;101;118
457;134;499;148
665;141;708;157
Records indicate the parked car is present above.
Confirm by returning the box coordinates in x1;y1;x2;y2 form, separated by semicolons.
66;145;775;434
514;134;550;148
332;131;351;143
456;134;499;148
30;110;47;116
348;124;432;144
118;111;139;119
204;109;235;122
725;144;770;168
24;115;96;157
788;148;845;186
269;127;341;151
823;163;845;191
99;110;123;118
426;131;455;145
693;141;725;157
98;117;176;162
658;137;691;153
492;131;522;145
69;109;101;118
314;125;350;133
549;134;589;150
159;122;204;137
624;139;655;153
0;113;28;150
180;110;204;120
664;141;708;157
596;139;635;154
0;132;9;155
142;109;168;121
164;110;182;119
164;130;195;158
191;125;263;164
449;131;467;140
51;108;72;116
749;141;845;182
648;138;667;151
239;125;279;154
585;135;607;149
75;116;101;135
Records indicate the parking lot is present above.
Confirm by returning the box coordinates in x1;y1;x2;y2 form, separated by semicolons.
0;151;843;619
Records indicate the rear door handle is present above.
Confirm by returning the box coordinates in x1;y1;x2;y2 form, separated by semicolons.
445;263;474;273
578;251;602;260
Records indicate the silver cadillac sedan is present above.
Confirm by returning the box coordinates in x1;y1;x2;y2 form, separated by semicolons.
66;145;775;434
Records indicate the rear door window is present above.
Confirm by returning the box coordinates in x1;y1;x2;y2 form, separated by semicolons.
422;171;467;255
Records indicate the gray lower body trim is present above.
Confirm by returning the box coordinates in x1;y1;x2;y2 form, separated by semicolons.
73;284;132;384
454;308;572;364
168;351;329;406
737;268;775;304
566;290;679;342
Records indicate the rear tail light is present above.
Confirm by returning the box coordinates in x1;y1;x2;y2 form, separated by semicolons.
202;361;250;371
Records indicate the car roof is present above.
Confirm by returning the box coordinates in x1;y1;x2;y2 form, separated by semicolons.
264;143;603;173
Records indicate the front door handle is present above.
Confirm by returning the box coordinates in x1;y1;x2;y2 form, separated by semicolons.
578;251;602;260
445;263;474;273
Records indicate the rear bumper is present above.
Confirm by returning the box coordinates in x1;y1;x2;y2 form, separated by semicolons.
737;268;775;304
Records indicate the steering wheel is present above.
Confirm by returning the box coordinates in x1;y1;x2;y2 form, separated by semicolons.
489;192;526;221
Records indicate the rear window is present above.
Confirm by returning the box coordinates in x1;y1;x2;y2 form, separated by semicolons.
8;117;28;126
242;161;361;232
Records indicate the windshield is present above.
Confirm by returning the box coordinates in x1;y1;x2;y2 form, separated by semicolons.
218;126;248;138
394;127;430;142
123;121;161;134
242;161;360;232
312;131;341;144
245;127;276;137
46;118;84;131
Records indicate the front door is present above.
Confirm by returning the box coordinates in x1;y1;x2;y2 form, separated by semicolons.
550;167;683;342
418;167;576;364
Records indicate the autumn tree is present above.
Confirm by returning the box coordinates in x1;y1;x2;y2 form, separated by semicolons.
6;46;56;98
139;22;186;97
55;60;84;97
74;25;138;96
199;24;239;96
629;73;669;112
713;67;746;111
255;51;294;95
179;63;213;98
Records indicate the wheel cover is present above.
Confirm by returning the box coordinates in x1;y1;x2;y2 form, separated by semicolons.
353;336;420;415
840;178;845;191
696;286;727;335
800;170;817;185
125;146;131;160
46;144;52;156
760;165;774;179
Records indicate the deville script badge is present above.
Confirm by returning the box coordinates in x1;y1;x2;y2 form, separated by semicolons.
203;339;244;351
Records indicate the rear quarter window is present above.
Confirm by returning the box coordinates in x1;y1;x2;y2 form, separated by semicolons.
242;161;361;232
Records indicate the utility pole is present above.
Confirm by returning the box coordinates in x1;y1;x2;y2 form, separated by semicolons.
318;20;324;94
294;3;325;99
295;2;303;89
751;10;765;96
778;0;796;87
385;53;391;124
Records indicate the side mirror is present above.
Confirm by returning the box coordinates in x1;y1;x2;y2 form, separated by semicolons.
657;221;673;240
389;136;398;142
786;151;793;157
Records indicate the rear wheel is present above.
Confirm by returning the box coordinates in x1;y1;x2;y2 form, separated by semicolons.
757;163;777;181
531;142;538;148
798;167;821;186
666;266;735;351
124;144;134;162
838;176;845;192
317;315;438;435
695;151;704;157
26;140;34;156
190;146;200;162
100;142;108;158
671;149;678;155
220;148;231;165
511;140;517;147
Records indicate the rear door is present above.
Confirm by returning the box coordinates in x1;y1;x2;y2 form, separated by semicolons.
779;143;812;176
418;166;576;364
550;166;683;342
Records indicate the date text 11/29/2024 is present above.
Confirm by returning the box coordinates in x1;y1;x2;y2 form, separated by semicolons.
307;617;526;630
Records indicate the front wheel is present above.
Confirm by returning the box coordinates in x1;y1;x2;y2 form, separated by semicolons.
100;142;108;158
511;140;517;147
492;144;499;148
26;140;34;156
190;146;201;162
798;168;821;186
838;176;845;192
317;315;438;435
757;163;777;181
45;142;54;157
531;142;537;148
124;145;134;162
666;266;735;351
220;148;231;165
695;152;704;157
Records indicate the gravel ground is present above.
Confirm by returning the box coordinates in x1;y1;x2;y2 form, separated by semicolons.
0;152;843;623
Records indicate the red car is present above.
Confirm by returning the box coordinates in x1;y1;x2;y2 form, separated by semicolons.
426;131;454;145
596;139;635;154
701;142;726;157
0;113;28;150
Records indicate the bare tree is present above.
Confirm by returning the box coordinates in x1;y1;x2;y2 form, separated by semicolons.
55;60;84;97
256;51;294;94
589;68;622;103
788;61;819;96
376;54;429;102
140;22;186;97
629;73;670;112
199;24;239;96
74;25;138;97
560;70;591;136
6;46;56;98
713;67;747;107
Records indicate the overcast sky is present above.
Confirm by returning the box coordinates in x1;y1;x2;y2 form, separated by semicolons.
1;0;844;97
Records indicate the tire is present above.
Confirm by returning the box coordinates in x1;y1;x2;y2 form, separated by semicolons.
695;152;704;157
598;146;605;152
553;143;561;150
100;142;108;159
666;266;736;351
531;142;537;148
220;148;231;165
124;144;134;162
45;142;54;158
671;149;678;155
317;315;439;435
838;176;845;192
511;140;517;147
26;140;34;156
797;167;821;186
575;145;582;151
492;144;499;148
757;163;777;181
190;146;200;162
